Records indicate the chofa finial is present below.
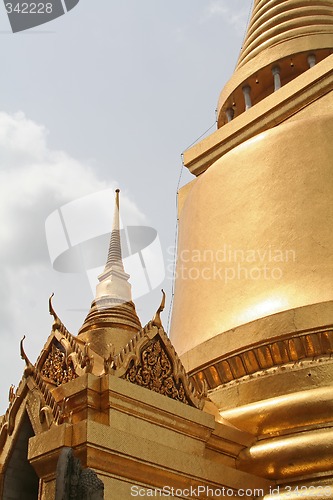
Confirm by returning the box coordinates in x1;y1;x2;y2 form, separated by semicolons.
20;335;33;377
152;290;166;328
49;293;61;327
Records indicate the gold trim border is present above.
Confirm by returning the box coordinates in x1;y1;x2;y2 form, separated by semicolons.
189;326;333;391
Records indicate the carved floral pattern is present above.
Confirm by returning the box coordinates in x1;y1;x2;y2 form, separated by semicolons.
41;345;77;386
126;340;188;404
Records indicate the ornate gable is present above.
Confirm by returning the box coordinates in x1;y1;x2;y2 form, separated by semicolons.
35;294;106;388
0;295;100;456
0;346;65;456
114;320;206;410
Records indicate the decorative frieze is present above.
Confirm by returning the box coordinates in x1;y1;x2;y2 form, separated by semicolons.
190;327;333;391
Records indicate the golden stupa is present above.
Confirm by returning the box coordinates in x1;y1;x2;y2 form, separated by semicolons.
170;0;333;491
0;1;333;498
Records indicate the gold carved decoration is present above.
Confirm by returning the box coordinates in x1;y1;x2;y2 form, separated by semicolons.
21;336;64;425
8;385;15;404
41;344;78;386
126;339;188;405
104;344;116;375
115;321;206;409
45;294;94;377
0;377;27;452
0;300;93;452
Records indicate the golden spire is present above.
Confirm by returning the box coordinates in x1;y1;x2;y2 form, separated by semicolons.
102;189;124;274
94;189;132;303
78;189;141;355
217;0;333;126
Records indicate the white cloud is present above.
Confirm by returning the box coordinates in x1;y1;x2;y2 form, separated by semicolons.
0;111;47;164
0;111;145;264
0;111;147;413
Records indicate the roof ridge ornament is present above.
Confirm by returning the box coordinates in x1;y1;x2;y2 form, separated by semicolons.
20;335;34;377
49;293;61;328
152;289;166;328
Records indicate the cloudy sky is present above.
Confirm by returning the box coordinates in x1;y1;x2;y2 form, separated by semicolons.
0;0;253;413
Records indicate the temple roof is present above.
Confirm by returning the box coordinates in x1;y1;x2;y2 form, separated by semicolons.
0;288;206;458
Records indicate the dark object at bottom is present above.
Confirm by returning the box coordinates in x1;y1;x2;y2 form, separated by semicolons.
55;447;104;500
